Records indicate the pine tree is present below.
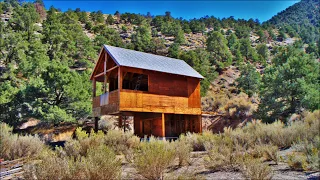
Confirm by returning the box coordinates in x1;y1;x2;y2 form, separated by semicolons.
206;31;232;70
236;63;261;97
257;46;320;123
106;14;114;25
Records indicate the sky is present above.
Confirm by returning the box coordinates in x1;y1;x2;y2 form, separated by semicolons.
43;0;299;22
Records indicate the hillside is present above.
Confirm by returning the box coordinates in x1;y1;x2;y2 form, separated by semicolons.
0;0;319;131
266;0;320;44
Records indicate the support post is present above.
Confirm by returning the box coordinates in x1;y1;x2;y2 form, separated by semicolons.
103;55;107;93
92;78;96;97
199;115;202;133
123;116;126;132
161;113;165;137
119;115;122;129
94;117;99;133
118;67;122;90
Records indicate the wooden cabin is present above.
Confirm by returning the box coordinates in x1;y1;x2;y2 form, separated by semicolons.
90;45;204;138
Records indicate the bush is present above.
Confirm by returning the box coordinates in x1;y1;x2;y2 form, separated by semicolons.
79;145;122;179
134;137;175;180
0;123;45;160
240;156;273;180
104;129;140;154
25;149;70;179
250;144;279;164
204;135;244;171
175;135;193;166
287;152;308;171
290;136;320;171
25;145;121;180
183;131;213;151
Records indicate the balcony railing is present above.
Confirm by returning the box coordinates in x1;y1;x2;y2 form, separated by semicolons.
93;90;119;108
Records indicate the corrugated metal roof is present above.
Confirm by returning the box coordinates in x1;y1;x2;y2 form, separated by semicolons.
104;45;204;79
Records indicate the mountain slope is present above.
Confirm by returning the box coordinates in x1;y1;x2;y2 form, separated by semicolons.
266;0;319;43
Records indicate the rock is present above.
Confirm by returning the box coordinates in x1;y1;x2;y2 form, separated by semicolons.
120;33;130;39
164;36;175;41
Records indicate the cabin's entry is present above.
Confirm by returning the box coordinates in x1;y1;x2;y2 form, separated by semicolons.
133;112;201;138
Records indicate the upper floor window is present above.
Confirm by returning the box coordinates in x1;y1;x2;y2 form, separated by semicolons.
122;72;148;91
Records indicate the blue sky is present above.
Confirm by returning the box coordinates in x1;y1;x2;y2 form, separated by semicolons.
43;0;299;22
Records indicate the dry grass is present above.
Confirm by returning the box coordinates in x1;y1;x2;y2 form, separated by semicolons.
25;145;121;180
0;123;45;160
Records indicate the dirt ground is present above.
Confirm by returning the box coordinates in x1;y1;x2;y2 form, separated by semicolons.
121;151;319;180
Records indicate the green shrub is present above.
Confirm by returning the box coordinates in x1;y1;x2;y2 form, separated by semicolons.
63;139;82;157
134;137;175;180
183;131;213;151
175;135;193;166
75;127;89;140
290;136;320;171
249;144;279;164
78;145;122;179
240;156;273;180
0;123;45;160
104;129;140;154
287;152;308;171
204;135;244;171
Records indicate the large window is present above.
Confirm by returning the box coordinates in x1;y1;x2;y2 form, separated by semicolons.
122;72;148;91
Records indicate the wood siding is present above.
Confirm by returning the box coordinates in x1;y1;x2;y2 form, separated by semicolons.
119;90;201;115
118;66;201;115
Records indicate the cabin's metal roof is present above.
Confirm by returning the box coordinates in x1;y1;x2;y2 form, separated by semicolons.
103;45;204;79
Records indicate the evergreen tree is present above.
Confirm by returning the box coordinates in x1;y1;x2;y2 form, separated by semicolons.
236;63;261;97
239;38;259;62
256;43;269;63
168;43;180;58
131;22;152;52
106;14;114;25
206;31;232;69
257;46;320;123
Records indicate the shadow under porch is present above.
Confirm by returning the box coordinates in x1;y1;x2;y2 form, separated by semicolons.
133;112;202;138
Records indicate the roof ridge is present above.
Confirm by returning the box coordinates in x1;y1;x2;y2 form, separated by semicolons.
103;44;204;79
104;44;186;63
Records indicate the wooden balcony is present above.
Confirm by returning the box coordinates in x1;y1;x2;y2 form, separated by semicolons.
92;90;120;116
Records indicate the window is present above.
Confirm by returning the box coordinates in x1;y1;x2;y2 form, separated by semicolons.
122;72;148;91
109;77;118;91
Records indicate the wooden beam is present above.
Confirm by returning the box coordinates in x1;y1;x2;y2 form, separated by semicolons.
94;66;119;78
161;113;165;137
92;78;96;97
94;72;104;78
118;67;122;90
103;54;107;93
107;66;118;73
